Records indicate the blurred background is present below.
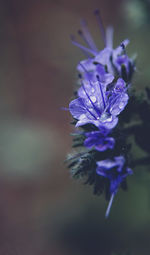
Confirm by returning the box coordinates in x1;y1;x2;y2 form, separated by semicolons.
0;0;150;254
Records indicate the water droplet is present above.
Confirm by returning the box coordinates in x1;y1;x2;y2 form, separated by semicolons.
100;113;112;123
90;96;97;103
80;114;86;120
100;113;107;122
119;102;124;109
106;115;113;122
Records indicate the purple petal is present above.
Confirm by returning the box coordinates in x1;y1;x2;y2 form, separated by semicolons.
95;137;115;151
84;136;96;148
95;48;114;74
110;178;120;194
77;59;95;73
114;156;125;172
109;93;129;116
114;78;126;93
96;64;114;85
99;115;118;129
78;80;106;114
84;132;115;151
76;118;100;128
69;98;87;119
96;159;118;171
113;39;129;57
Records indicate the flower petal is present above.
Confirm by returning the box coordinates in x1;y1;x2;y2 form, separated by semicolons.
69;98;87;119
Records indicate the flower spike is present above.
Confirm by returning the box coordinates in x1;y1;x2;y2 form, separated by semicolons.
67;10;136;218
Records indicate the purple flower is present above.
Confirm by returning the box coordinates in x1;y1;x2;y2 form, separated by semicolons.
77;59;114;84
71;11;134;81
96;156;132;193
77;37;133;81
114;54;131;73
69;78;128;129
68;10;136;219
94;39;133;76
84;130;115;151
96;156;132;217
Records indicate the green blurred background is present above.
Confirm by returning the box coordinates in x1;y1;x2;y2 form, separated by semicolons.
0;0;150;254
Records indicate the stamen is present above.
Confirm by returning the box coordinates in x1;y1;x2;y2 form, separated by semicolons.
106;26;113;48
96;75;106;109
77;30;92;58
105;193;115;218
79;62;89;73
77;30;93;54
80;19;98;53
94;9;106;46
70;35;97;56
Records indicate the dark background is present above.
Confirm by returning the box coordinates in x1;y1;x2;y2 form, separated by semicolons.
0;0;150;254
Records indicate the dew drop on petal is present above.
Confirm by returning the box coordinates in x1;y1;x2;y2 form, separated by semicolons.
106;115;113;122
119;102;124;109
90;96;97;103
100;113;112;123
80;114;86;120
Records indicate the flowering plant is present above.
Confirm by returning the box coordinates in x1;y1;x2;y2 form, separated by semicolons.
66;10;150;217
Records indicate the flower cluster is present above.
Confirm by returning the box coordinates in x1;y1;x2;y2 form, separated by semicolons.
67;10;135;217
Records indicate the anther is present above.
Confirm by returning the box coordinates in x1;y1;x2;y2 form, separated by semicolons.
94;9;106;46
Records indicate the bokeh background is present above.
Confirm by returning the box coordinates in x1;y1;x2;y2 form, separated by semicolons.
0;0;150;254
